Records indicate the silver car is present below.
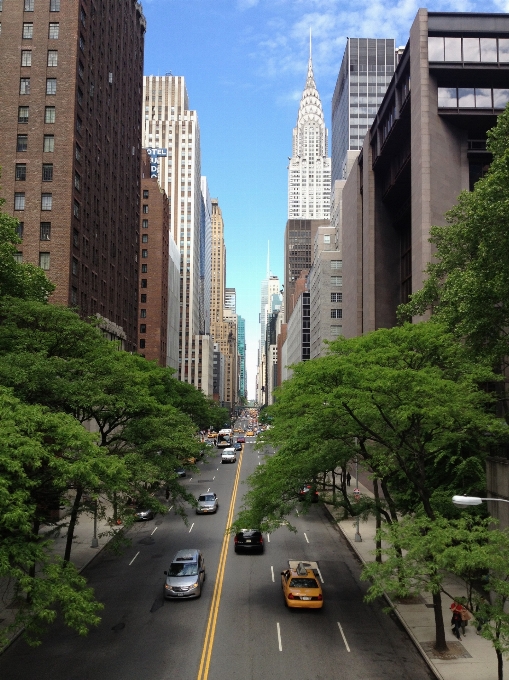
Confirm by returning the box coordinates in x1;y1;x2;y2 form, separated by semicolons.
163;549;205;599
196;492;218;514
221;448;236;464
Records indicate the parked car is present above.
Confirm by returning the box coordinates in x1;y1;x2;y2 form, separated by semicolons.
134;507;155;521
298;484;319;502
221;448;236;464
234;529;264;553
163;549;205;599
196;492;218;514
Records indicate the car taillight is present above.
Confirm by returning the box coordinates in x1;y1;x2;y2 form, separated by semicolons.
288;592;295;600
317;593;323;600
259;537;263;543
234;536;238;543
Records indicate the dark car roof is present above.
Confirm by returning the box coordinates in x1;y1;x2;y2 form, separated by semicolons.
236;529;262;537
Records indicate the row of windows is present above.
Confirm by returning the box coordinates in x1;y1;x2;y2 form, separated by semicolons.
20;50;58;67
15;163;56;181
14;251;51;270
20;77;58;95
17;134;54;152
15;221;51;240
14;192;52;210
1;0;61;10
438;87;509;110
428;36;509;64
21;22;59;39
18;106;56;124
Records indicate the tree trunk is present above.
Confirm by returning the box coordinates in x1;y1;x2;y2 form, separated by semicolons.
373;478;382;563
332;470;336;505
64;486;83;563
432;591;448;652
497;648;503;680
26;518;41;604
380;478;398;523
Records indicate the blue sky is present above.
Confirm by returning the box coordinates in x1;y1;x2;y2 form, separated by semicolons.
142;0;507;399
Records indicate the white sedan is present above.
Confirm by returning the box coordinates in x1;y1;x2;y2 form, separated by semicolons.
221;448;237;464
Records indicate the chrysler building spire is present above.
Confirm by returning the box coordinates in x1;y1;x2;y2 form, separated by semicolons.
287;40;331;219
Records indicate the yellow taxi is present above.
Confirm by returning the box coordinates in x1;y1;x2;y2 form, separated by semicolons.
246;430;254;437
281;562;323;609
208;431;217;439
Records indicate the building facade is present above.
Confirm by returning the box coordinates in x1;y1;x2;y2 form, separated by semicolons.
138;150;169;365
0;0;146;350
142;75;206;387
237;315;246;401
332;38;396;184
288;45;331;220
282;290;310;382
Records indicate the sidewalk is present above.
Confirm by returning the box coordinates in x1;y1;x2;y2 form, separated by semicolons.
327;481;498;680
0;503;145;652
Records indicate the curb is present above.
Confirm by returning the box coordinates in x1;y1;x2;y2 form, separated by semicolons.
322;503;444;680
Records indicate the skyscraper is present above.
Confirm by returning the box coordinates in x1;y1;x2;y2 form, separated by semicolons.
288;39;331;220
331;38;395;183
0;0;146;351
142;75;206;387
237;315;246;401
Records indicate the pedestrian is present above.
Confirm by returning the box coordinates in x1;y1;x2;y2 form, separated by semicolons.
451;608;463;640
346;472;351;487
460;605;472;635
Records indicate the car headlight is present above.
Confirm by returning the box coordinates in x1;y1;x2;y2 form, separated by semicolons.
164;584;173;590
188;582;199;590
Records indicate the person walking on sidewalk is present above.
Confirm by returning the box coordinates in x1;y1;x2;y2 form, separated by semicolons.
460;605;471;635
451;608;463;640
346;472;351;487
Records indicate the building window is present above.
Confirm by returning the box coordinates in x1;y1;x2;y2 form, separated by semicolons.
16;222;24;239
79;34;85;51
14;193;25;210
141;279;147;288
71;287;77;305
73;229;79;247
72;257;78;275
143;190;149;199
15;164;27;181
76;116;82;133
330;325;343;338
24;0;34;10
139;339;146;349
42;164;53;181
331;276;342;286
142;205;148;213
22;23;33;38
74;172;81;190
39;252;50;270
140;309;147;318
141;264;148;273
47;50;58;66
140;294;147;303
41;193;52;210
331;260;343;269
40;222;51;240
324;234;330;244
13;252;23;263
73;200;80;218
331;292;342;303
17;135;28;152
140;324;146;334
50;0;60;10
48;22;59;39
46;78;57;95
18;106;29;123
142;234;148;243
20;78;30;94
75;143;81;161
142;249;148;258
43;134;54;152
331;309;343;319
21;50;32;66
45;106;55;123
142;219;148;229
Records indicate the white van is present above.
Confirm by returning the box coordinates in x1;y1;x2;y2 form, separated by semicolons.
221;448;236;464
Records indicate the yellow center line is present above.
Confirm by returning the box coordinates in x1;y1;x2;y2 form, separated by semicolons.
196;447;244;680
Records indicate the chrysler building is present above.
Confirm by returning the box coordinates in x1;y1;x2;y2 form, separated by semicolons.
288;39;331;219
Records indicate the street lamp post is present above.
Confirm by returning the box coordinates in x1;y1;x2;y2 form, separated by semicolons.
91;498;99;548
354;454;362;543
452;495;509;507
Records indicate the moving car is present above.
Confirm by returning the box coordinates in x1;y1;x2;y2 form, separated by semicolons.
246;430;254;437
237;436;245;444
208;431;217;439
175;467;186;478
298;484;319;502
221;448;236;464
281;561;323;609
196;492;218;514
234;529;264;553
233;442;242;452
163;549;205;599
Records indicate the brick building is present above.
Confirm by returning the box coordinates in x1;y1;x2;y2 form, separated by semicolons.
0;0;146;350
138;150;169;366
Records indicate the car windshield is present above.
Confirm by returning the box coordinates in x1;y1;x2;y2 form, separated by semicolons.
289;578;319;589
199;494;215;502
169;562;199;576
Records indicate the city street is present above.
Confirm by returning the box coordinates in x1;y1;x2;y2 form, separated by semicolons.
0;441;433;680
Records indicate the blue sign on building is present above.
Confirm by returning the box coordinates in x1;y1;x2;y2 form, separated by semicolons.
146;148;167;179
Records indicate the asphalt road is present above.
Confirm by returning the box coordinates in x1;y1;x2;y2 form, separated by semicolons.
0;440;433;680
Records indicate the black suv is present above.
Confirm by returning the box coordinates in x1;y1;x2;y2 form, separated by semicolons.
234;529;264;553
